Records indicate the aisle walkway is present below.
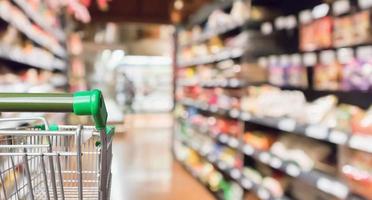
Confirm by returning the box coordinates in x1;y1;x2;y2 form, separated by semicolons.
110;113;214;200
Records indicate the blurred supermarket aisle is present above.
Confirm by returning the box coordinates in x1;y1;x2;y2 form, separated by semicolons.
110;113;213;200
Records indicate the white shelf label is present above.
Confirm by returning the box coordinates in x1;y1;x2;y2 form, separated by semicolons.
229;109;240;118
210;105;218;112
259;152;271;164
240;112;252;121
316;177;348;199
328;130;348;144
230;169;241;179
349;135;372;153
229;79;240;87
257;188;270;200
243;144;255;155
333;0;350;15
218;162;227;170
241;178;253;189
228;137;239;148
358;0;372;9
278;118;296;132
303;53;317;66
305;125;328;139
219;134;229;143
269;157;283;169
286;163;301;177
261;22;273;35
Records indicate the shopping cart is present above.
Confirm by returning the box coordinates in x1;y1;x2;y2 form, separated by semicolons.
0;90;114;200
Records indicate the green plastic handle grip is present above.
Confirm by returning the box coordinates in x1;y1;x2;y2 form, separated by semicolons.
0;89;107;130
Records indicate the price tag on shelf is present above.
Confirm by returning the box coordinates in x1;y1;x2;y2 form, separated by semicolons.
303;53;317;66
261;22;273;35
231;48;243;57
257;188;270;200
349;135;372;153
358;0;372;9
274;16;286;30
229;78;240;87
316;177;349;199
258;152;271;164
229;109;240;118
230;168;241;179
217;162;227;170
220;79;228;87
210;105;218;112
337;48;354;64
258;57;268;68
333;0;350;16
328;130;348;144
228;137;239;148
241;178;253;189
278;118;296;132
219;134;229;143
243;144;255;155
299;10;313;24
312;3;330;19
201;103;209;110
286;15;297;29
305;125;328;139
269;157;283;169
240;112;252;121
285;163;301;177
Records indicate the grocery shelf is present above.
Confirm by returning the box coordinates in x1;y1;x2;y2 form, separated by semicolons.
180;119;351;199
179;138;290;200
177;160;224;200
0;44;66;71
0;1;66;58
12;0;65;42
178;48;244;67
179;98;372;154
239;143;350;199
177;78;254;88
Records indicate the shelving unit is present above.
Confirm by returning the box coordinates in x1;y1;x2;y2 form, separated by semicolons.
174;0;372;199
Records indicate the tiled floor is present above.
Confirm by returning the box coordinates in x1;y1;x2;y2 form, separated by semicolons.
110;113;214;200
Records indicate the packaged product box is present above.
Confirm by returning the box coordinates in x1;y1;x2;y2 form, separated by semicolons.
314;50;342;90
267;55;285;86
287;54;308;88
339;148;372;199
299;9;332;51
353;10;371;45
333;15;354;47
342;46;372;91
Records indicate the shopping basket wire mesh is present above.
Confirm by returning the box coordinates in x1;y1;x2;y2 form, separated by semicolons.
0;90;114;200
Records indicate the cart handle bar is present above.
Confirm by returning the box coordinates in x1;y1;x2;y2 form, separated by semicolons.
0;89;107;130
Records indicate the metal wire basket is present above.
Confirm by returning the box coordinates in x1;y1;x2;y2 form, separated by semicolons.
0;90;114;200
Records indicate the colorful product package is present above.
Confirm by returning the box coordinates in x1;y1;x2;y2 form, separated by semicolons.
342;46;372;91
314;50;342;90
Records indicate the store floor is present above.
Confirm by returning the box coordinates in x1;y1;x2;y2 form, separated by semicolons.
110;113;214;200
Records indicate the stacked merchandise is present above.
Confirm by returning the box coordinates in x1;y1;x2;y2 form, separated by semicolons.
174;0;372;199
0;1;68;195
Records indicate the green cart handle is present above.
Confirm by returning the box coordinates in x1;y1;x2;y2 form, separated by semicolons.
0;89;107;130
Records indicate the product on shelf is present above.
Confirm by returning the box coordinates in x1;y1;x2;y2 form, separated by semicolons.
270;134;332;171
243;131;276;151
333;14;354;47
300;12;333;51
289;179;337;200
339;148;372;199
351;105;372;136
303;95;338;125
342;46;372;91
288;54;308;87
322;104;364;133
314;50;343;90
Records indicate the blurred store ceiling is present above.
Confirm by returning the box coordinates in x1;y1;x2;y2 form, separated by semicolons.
88;0;210;24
